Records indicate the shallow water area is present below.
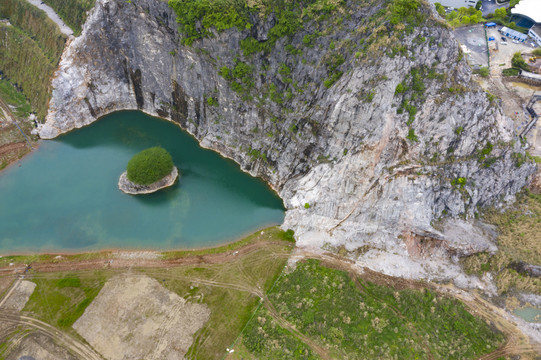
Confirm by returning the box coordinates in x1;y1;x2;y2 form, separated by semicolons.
514;307;541;323
0;111;284;252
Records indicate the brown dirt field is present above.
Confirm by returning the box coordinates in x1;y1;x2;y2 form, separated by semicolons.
0;141;26;156
73;274;210;360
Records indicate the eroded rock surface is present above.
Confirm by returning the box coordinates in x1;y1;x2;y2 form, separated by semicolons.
118;166;178;194
41;0;536;280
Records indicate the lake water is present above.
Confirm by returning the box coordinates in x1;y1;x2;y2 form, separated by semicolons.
0;111;284;253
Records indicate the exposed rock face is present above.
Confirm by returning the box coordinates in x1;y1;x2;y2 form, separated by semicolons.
118;166;178;194
41;0;536;280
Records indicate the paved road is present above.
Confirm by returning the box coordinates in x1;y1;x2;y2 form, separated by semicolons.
481;0;508;17
25;0;73;36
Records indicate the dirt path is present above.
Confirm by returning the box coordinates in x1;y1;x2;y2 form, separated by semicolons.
0;277;21;309
0;311;104;360
25;0;73;36
0;240;291;274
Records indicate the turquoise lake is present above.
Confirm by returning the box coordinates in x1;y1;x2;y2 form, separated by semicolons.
0;111;284;253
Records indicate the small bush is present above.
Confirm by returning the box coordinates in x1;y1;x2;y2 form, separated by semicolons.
304;203;310;209
502;68;520;76
126;147;174;185
280;229;295;242
406;128;418;142
478;67;489;77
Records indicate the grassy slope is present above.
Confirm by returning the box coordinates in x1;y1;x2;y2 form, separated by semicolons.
463;190;541;295
40;0;95;36
0;0;66;62
237;259;504;360
0;0;67;120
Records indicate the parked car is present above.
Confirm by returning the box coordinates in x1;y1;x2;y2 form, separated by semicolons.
501;36;507;41
501;41;507;45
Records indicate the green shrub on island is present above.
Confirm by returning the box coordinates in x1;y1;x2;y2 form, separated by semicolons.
126;147;174;185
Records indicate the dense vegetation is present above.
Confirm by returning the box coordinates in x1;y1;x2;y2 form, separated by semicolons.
434;4;484;26
0;0;67;119
126;146;174;185
241;260;503;359
41;0;96;35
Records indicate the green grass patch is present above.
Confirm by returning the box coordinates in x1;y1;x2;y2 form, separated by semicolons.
161;226;293;259
502;68;520;76
240;259;503;359
0;79;32;117
24;271;109;331
241;306;318;359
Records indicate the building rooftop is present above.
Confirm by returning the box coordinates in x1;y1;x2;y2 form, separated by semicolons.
511;0;541;24
500;26;528;41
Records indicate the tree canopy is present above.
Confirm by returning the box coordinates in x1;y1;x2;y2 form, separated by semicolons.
126;147;174;185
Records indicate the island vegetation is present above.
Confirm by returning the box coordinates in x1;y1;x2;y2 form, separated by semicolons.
126;146;174;185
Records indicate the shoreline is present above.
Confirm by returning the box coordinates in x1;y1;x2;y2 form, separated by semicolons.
0;140;40;175
0;222;285;258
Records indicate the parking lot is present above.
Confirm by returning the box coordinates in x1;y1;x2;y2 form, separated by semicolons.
453;25;490;68
486;26;538;70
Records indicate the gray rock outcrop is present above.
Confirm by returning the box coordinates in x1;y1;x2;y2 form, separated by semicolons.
118;166;178;195
40;0;536;280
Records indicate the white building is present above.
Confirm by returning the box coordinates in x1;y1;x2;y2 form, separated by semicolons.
427;0;477;8
530;25;541;47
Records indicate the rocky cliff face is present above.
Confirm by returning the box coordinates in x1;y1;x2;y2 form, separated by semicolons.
41;0;536;281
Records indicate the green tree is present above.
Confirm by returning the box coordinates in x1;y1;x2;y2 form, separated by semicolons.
494;7;507;19
511;52;529;71
434;2;445;16
126;147;174;185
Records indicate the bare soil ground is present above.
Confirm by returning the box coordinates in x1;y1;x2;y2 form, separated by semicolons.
73;274;210;360
5;332;78;360
1;280;36;312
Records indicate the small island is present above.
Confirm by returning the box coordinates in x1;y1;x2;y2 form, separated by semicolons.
119;146;179;195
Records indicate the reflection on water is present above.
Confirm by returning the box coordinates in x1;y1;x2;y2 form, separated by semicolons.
0;111;284;253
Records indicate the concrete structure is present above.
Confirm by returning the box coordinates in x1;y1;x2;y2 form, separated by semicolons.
428;0;476;8
500;26;528;42
530;25;541;47
511;0;541;25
